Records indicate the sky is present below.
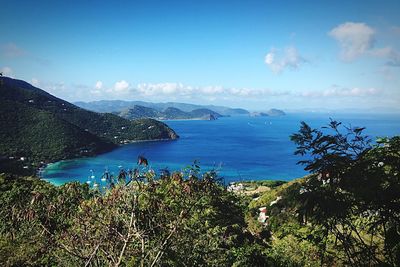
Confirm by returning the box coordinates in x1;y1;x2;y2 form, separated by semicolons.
1;0;400;111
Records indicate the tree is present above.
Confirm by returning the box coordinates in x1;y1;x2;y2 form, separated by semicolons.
0;167;267;266
290;120;400;266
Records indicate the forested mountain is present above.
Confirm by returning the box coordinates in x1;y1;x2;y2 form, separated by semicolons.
0;77;178;173
75;100;250;116
117;105;222;120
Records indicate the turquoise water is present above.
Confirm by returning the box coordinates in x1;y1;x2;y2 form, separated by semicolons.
42;113;400;185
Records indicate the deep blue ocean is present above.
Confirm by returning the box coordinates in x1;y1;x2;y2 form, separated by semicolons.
42;113;400;186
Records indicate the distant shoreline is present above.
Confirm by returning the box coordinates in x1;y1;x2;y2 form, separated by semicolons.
38;137;177;181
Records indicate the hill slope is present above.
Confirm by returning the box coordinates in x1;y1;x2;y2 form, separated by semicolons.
0;77;178;172
119;105;162;119
118;105;222;120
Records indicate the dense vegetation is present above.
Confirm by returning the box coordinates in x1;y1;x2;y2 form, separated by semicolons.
0;100;113;161
0;119;399;266
0;77;178;174
0;168;267;266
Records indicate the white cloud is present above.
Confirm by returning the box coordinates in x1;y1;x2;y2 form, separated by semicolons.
95;81;103;90
265;53;274;65
202;85;224;95
137;83;184;96
135;83;286;99
114;80;130;92
31;77;389;110
329;22;400;67
264;46;307;74
229;88;273;97
1;66;13;77
329;22;375;61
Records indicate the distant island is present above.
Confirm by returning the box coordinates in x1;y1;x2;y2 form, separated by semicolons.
74;100;250;117
117;105;222;120
250;108;286;117
0;77;178;175
75;100;286;121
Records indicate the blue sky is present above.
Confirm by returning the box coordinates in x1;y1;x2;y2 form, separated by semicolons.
1;0;400;111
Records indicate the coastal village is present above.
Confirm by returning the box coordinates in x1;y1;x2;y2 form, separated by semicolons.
228;181;284;226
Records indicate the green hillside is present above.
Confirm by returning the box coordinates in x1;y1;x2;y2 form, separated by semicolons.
119;105;162;119
163;107;191;119
189;108;222;118
118;105;223;120
0;100;114;161
0;77;178;173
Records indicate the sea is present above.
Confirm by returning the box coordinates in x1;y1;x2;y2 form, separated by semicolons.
42;113;400;186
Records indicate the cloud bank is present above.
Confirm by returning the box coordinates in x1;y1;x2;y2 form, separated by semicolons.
79;80;381;102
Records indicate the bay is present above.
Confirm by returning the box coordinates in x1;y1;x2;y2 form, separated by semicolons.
42;113;400;186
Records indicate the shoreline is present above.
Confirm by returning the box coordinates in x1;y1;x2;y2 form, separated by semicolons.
38;137;178;179
126;137;178;143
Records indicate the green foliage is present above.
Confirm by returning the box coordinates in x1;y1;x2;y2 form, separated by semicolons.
0;173;92;266
289;120;400;266
267;234;320;267
0;100;114;165
0;169;267;266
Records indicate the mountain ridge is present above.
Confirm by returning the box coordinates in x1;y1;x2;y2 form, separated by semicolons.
75;100;250;116
117;105;222;120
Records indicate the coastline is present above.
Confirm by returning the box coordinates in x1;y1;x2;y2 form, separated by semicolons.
127;137;179;143
38;137;178;180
